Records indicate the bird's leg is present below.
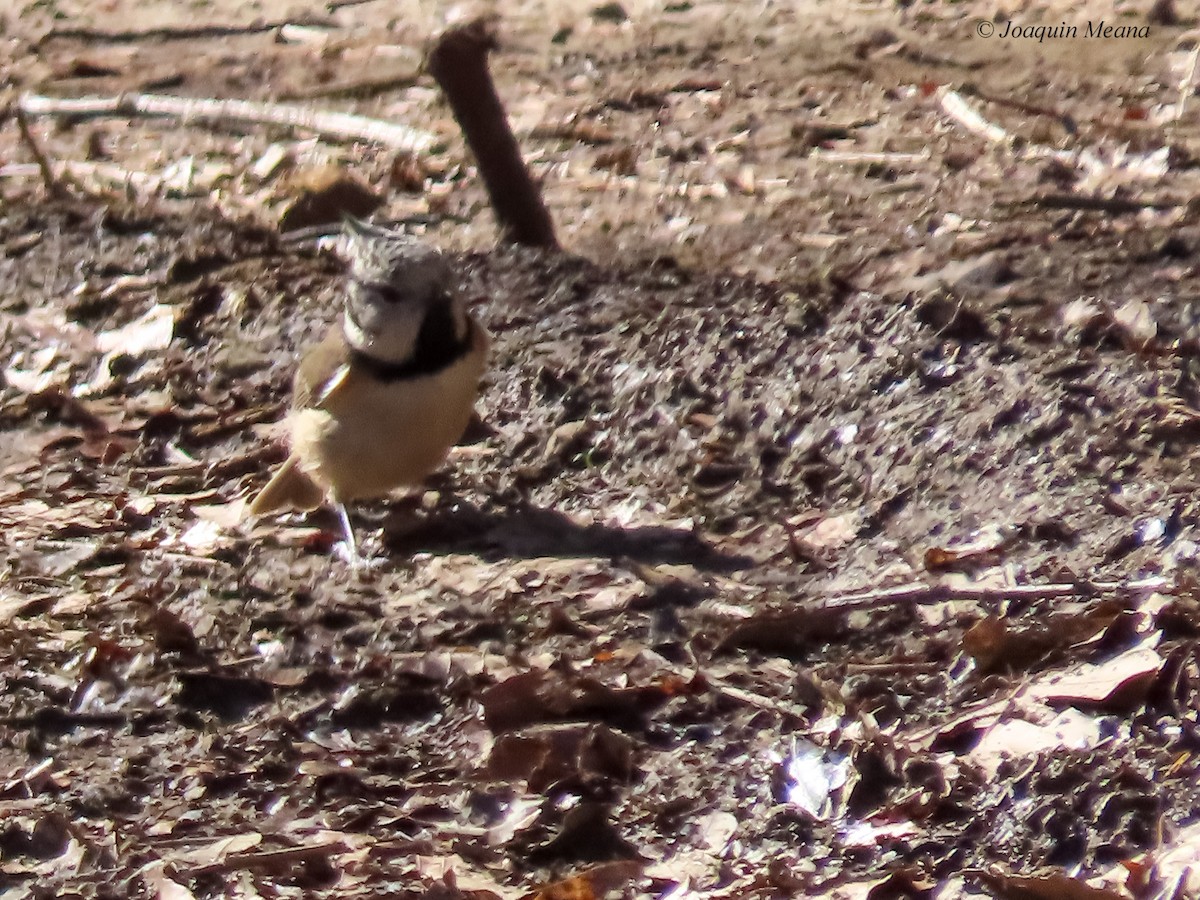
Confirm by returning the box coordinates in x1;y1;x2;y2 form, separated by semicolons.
333;500;363;566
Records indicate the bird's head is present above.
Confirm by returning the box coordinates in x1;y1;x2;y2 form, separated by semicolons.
340;217;467;366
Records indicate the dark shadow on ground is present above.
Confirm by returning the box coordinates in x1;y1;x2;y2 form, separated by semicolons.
377;501;754;573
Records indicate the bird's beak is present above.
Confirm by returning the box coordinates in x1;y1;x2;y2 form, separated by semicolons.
342;215;408;242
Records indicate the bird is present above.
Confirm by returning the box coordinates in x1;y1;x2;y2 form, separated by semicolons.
248;217;490;562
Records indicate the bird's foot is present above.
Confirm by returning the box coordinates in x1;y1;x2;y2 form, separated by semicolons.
330;502;391;571
333;540;385;571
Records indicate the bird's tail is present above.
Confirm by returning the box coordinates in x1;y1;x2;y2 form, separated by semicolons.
248;456;326;516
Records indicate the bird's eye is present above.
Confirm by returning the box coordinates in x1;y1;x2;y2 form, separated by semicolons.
371;283;404;303
350;275;404;303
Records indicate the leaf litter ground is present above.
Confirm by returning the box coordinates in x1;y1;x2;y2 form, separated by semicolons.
4;1;1200;897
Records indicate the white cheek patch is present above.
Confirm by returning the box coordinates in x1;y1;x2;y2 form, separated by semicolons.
343;302;422;366
342;310;368;353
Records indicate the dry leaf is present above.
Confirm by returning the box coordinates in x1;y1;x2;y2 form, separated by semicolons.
979;866;1131;900
486;723;636;791
793;511;860;553
1113;299;1156;345
721;606;847;654
96;304;175;355
279;166;382;231
168;833;262;867
140;860;197;900
969;709;1104;778
924;525;1012;571
1026;637;1163;710
1140;820;1200;895
695;810;738;852
775;738;850;820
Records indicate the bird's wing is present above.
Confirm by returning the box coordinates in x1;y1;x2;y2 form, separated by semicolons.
247;455;326;515
293;325;352;410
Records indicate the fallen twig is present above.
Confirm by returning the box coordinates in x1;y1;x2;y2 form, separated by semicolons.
427;18;559;249
279;70;420;102
703;673;809;720
965;87;1076;131
841;660;943;674
0;158;162;195
939;87;1008;144
0;708;128;731
38;17;334;45
811;150;930;166
18;92;435;153
937;87;1106;175
188;403;287;442
1176;42;1200;123
158;552;238;572
13;106;69;198
1025;193;1180;214
184;841;351;876
823;576;1167;614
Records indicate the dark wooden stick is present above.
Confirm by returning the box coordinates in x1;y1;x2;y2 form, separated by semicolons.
427;19;559;250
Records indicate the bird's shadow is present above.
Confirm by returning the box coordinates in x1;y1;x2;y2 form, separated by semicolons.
378;500;754;573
